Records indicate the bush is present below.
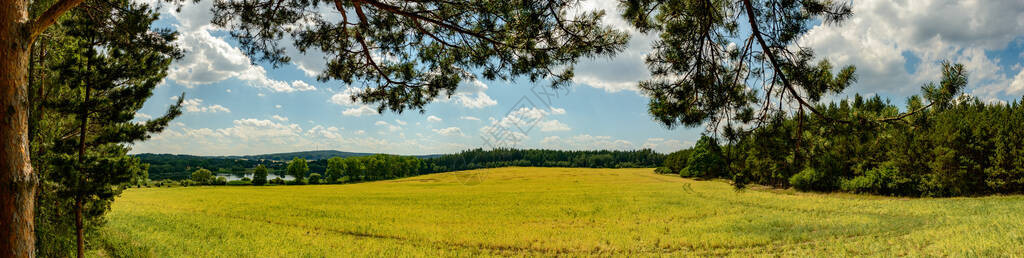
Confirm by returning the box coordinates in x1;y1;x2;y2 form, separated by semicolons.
191;168;213;185
226;180;251;186
841;163;915;195
654;167;673;174
212;176;228;185
179;179;195;187
308;173;322;184
789;167;837;192
269;177;285;185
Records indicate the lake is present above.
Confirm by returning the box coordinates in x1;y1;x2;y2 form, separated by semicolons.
216;173;295;181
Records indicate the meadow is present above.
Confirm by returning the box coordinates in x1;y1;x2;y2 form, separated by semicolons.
96;167;1024;256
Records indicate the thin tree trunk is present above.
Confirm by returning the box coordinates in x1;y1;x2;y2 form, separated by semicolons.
74;49;91;258
1;0;38;255
75;197;83;258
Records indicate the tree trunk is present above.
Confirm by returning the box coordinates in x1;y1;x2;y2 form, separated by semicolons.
1;0;38;255
75;197;84;258
75;50;91;258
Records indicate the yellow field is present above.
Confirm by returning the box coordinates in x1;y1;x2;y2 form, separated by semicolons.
97;167;1024;257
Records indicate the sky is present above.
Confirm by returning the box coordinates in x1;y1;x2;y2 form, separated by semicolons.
129;0;1024;156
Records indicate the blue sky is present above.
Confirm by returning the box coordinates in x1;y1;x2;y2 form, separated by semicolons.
130;0;1024;156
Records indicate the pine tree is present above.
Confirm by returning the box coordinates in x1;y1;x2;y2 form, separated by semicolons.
38;2;182;255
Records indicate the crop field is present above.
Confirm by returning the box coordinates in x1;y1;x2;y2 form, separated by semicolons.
96;167;1024;256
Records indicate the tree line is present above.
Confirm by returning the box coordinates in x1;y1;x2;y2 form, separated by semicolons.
170;149;664;186
658;63;1024;197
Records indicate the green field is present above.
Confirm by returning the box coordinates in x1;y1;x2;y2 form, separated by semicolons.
97;167;1024;256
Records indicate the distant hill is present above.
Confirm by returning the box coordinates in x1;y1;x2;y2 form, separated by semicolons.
221;150;441;161
133;150;442;180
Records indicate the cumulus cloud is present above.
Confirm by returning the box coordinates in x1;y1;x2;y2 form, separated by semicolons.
342;105;378;117
432;127;465;137
427;115;442;122
271;115;289;122
181;98;231;113
798;0;1024;100
440;79;498;108
540;134;634;151
330;87;381;117
537;120;570;132
375;121;402;132
162;1;316;93
460;116;480;121
640;138;693;153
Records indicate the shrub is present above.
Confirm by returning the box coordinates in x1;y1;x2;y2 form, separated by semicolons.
227;180;251;186
308;173;322;184
654;167;673;174
179;179;194;187
841;163;915;195
191;168;213;185
269;177;285;185
212;176;228;185
789;167;836;192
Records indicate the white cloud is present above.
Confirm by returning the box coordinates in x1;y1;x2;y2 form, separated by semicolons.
161;1;316;93
342;105;378;117
427;115;442;122
271;115;289;122
537;120;570;132
374;121;401;132
550;107;567;115
440;79;497;108
432;127;465;137
306;125;342;140
274;105;282;109
135;113;152;120
1008;68;1024;95
540;134;635;151
329;87;362;106
215;118;303;140
394;119;408;126
459;116;480;121
799;0;1024;100
640;138;692;153
181;98;231;113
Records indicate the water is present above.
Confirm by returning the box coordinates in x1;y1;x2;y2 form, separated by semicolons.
216;173;295;181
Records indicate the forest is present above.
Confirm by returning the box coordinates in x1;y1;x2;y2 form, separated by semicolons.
659;63;1024;197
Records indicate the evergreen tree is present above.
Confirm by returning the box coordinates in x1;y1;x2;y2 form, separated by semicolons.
35;1;182;255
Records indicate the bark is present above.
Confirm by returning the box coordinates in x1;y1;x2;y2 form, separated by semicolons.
1;0;38;255
74;56;91;258
74;197;83;258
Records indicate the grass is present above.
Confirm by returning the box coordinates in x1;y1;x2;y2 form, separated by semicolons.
97;167;1024;257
